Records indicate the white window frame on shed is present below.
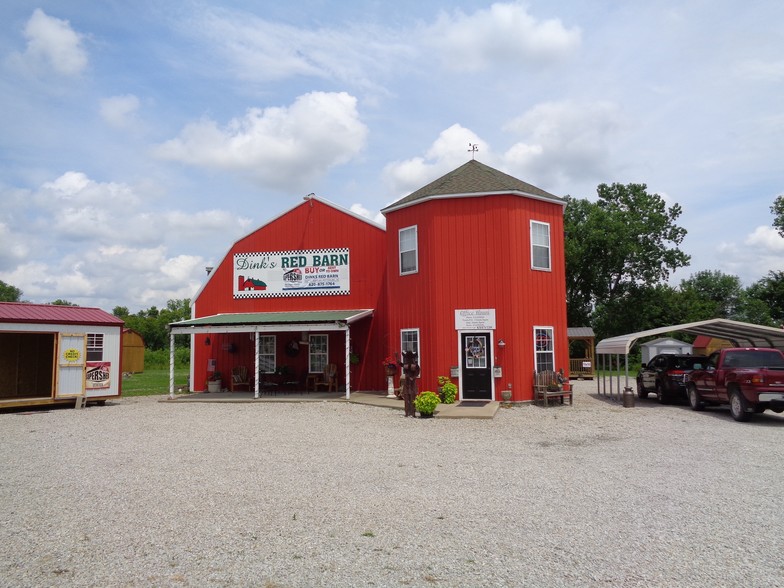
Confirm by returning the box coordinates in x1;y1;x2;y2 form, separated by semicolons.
530;221;551;271
399;225;418;275
86;333;104;361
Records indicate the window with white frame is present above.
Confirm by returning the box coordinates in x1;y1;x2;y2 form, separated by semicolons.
531;221;551;271
309;334;328;374
86;333;104;361
534;327;555;373
400;328;420;375
258;335;276;373
399;226;418;274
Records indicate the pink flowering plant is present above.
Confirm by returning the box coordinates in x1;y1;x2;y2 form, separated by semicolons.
383;355;397;368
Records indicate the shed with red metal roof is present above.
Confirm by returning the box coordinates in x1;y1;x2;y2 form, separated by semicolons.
0;302;124;409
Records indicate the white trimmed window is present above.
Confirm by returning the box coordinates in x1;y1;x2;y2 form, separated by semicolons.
534;327;555;373
399;226;418;275
86;333;104;361
400;328;420;376
258;335;276;373
531;221;551;271
309;334;328;374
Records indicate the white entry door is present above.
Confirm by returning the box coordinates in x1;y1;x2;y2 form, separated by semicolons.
57;334;86;398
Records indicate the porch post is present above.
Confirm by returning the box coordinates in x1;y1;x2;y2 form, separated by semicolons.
169;332;175;399
344;327;351;399
254;331;260;399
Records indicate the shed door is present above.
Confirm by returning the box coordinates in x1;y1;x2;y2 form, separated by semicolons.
461;333;492;400
57;334;86;397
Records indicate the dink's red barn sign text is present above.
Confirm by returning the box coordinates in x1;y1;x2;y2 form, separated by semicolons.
234;248;350;298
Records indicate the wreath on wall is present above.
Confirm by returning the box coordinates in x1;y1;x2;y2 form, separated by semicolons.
285;339;300;357
466;338;485;359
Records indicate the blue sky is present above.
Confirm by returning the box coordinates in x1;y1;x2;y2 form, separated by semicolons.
1;1;782;312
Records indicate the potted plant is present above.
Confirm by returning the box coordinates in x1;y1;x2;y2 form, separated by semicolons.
437;376;457;404
414;390;440;418
383;355;397;376
207;371;222;393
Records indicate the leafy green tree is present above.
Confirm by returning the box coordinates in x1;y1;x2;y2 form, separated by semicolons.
565;183;690;329
50;299;77;306
592;283;687;341
0;280;22;302
678;270;742;319
772;195;784;237
114;299;191;351
745;271;784;326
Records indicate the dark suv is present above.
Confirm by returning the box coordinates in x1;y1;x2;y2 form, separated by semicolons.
637;354;709;404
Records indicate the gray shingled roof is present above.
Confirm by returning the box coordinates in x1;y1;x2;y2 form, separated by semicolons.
382;160;563;212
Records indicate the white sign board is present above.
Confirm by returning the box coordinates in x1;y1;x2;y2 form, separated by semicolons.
455;309;496;330
234;248;350;298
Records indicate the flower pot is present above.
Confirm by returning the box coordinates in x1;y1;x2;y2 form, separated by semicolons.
501;389;512;402
385;365;397;377
419;412;434;419
207;380;222;393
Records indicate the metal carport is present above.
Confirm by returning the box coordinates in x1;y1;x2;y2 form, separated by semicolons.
594;319;784;400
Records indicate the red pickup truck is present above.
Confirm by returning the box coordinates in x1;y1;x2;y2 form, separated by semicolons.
687;347;784;421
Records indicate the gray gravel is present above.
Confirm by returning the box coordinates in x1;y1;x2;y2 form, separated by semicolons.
2;381;783;588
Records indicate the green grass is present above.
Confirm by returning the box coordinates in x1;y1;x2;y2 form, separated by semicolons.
121;368;190;397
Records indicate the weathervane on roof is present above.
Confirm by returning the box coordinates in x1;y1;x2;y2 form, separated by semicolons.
468;143;479;159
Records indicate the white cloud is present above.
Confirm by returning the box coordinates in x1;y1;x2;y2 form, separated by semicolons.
9;9;88;76
502;100;625;187
100;94;141;129
383;124;487;197
155;91;368;192
185;7;412;92
425;2;581;72
349;203;385;227
0;172;250;310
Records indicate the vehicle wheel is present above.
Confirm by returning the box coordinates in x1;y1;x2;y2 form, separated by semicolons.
729;389;750;422
656;383;670;405
687;385;704;411
636;380;648;399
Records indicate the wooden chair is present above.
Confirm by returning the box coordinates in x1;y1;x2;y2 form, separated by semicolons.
314;363;338;393
230;366;251;392
533;370;572;407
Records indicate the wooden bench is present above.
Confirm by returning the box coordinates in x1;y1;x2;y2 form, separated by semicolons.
533;370;573;407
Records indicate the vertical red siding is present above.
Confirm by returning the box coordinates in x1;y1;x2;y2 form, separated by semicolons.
192;199;388;391
386;194;568;402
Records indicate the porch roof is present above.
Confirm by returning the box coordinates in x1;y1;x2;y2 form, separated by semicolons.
169;309;373;334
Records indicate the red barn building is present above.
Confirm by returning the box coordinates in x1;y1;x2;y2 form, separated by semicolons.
171;160;569;402
381;160;569;401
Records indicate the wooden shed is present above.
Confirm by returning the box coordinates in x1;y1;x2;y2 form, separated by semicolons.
0;302;124;409
568;327;596;379
122;328;145;373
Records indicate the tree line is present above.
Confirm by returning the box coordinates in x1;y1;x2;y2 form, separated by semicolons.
1;187;782;347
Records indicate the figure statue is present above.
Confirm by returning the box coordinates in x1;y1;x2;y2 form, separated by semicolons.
397;350;420;417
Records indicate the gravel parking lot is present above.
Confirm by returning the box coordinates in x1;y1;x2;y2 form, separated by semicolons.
2;381;783;587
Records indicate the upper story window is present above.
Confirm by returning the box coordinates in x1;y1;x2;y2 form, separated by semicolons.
531;221;551;271
86;333;104;361
399;226;418;275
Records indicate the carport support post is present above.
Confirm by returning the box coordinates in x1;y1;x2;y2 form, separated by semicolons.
169;332;175;399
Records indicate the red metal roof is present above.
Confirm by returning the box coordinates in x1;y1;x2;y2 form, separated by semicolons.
0;302;124;326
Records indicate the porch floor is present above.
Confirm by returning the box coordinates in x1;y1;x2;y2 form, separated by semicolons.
162;390;500;419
